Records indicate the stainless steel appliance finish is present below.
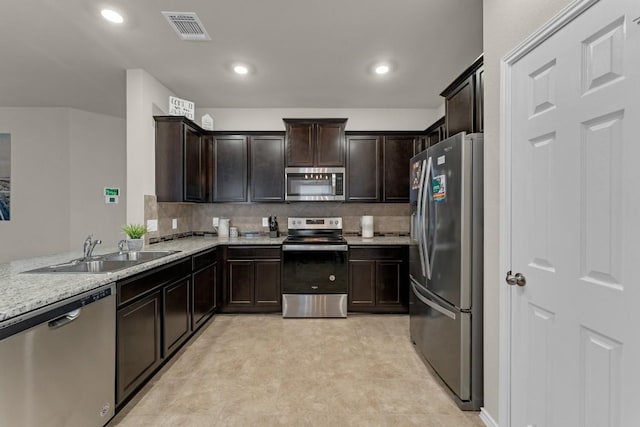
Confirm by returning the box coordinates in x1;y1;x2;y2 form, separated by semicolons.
409;132;483;410
0;283;116;426
23;250;180;273
282;294;348;318
282;217;348;318
285;167;345;201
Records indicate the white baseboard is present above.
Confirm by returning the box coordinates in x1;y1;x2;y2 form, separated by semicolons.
480;408;499;427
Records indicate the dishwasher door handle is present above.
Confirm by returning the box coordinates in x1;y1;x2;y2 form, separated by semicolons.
48;308;81;329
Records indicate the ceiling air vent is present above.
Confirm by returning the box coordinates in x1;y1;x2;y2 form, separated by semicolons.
161;12;211;41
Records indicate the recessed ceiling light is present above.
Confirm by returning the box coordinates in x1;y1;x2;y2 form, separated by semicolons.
374;64;391;75
233;64;250;75
101;9;124;24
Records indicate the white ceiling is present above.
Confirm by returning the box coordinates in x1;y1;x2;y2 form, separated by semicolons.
0;0;483;118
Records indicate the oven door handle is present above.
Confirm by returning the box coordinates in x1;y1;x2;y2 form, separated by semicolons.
282;244;349;252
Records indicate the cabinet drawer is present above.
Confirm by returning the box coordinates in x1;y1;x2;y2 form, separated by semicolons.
227;246;281;259
117;259;191;306
193;248;217;271
349;246;405;260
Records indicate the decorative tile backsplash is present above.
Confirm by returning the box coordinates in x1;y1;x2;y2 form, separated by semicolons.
145;198;410;239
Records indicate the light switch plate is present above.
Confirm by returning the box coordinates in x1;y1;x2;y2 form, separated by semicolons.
262;217;269;227
147;219;158;232
172;218;177;229
213;217;219;227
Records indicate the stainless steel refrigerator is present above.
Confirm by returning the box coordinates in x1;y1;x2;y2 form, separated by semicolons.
409;132;483;410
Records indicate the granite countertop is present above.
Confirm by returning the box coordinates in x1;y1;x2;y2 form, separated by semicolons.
0;234;408;324
0;235;285;324
345;235;411;245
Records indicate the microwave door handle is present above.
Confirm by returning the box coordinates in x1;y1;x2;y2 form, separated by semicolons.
416;159;428;277
332;173;336;195
422;157;433;279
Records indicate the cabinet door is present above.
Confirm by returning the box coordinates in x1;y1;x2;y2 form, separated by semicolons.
346;136;380;202
213;136;248;202
250;136;285;202
203;135;213;202
184;125;204;202
116;290;162;405
163;277;191;357
192;263;216;330
316;122;345;166
285;122;314;167
475;66;484;133
376;261;402;305
382;136;414;202
254;260;281;307
155;119;185;202
445;74;475;137
348;260;376;310
227;260;254;305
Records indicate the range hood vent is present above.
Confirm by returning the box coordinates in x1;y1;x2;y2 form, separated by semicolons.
161;12;211;41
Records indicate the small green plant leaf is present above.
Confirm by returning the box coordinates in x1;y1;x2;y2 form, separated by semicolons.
122;224;147;239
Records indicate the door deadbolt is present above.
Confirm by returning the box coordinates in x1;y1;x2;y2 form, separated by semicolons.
505;271;526;286
329;275;336;282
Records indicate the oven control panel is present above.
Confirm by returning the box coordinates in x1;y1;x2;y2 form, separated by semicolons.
287;217;342;230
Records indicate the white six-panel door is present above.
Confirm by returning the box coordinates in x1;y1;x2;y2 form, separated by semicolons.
507;0;639;425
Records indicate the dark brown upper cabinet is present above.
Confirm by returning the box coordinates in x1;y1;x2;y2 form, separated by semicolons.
212;135;248;202
250;134;285;202
284;118;347;167
424;117;446;149
155;116;209;203
440;55;483;138
346;132;421;203
382;136;415;202
346;135;380;202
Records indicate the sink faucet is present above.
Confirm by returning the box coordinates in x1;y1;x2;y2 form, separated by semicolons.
83;235;102;260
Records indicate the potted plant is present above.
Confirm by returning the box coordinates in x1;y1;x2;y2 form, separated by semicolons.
122;224;147;251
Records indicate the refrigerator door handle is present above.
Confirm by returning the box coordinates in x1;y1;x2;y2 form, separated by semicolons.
416;159;428;277
411;280;456;320
422;157;433;279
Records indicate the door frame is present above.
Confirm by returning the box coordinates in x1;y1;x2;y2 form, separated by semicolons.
498;1;600;425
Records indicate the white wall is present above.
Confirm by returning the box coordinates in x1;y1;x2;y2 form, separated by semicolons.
126;69;175;225
194;108;440;131
482;0;572;423
69;109;126;248
0;107;125;262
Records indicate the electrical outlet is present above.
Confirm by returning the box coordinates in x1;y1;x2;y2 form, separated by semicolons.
212;217;219;227
172;218;177;229
262;217;269;227
146;219;158;232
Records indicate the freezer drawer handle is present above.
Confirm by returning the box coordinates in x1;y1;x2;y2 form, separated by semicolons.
411;281;456;320
48;309;81;329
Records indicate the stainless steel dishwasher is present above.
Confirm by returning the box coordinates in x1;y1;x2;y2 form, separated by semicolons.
0;283;116;427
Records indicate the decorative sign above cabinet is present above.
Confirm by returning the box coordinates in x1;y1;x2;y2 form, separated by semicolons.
169;96;195;120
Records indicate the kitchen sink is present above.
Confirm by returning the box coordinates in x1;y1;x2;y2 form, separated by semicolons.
23;250;180;273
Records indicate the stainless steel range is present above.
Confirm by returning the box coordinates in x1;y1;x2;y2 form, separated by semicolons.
281;217;348;318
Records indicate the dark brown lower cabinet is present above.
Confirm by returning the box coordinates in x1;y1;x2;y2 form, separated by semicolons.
255;260;281;305
222;246;281;313
163;277;191;357
192;248;218;330
116;290;162;405
348;246;408;313
228;260;254;305
192;263;217;330
116;258;194;407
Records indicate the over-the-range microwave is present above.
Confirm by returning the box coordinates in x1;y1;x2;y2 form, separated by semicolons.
285;167;345;201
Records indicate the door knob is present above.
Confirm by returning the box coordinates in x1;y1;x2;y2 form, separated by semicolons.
505;271;526;286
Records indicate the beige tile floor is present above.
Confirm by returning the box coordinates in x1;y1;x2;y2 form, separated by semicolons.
109;314;485;427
